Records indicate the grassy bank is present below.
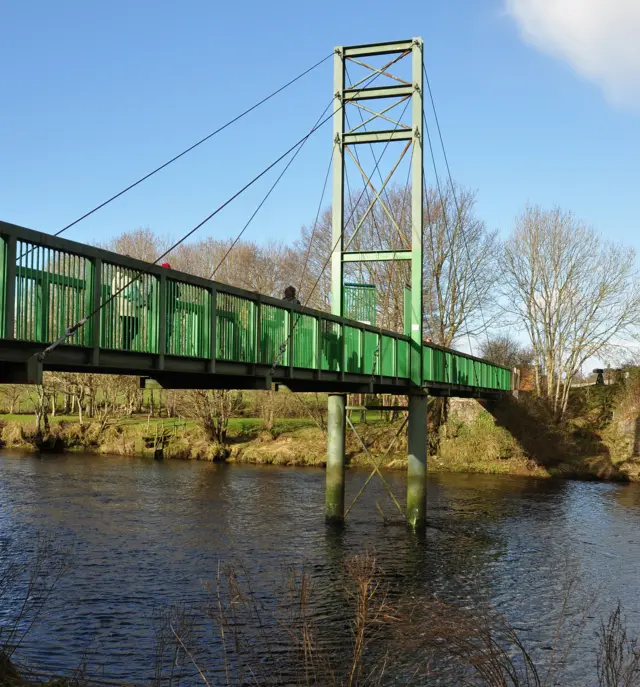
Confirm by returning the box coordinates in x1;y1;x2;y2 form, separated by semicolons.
3;383;640;483
0;413;407;470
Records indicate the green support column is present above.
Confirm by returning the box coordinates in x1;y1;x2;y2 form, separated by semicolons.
410;38;424;386
407;392;428;529
325;393;346;524
331;47;345;318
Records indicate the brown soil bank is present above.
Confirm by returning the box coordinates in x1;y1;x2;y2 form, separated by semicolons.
2;385;640;482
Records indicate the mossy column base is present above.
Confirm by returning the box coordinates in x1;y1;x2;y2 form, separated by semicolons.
407;392;428;530
325;393;346;524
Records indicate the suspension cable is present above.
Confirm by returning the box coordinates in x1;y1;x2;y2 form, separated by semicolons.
296;147;334;299
298;97;411;309
52;53;333;238
344;65;410;250
211;59;393;287
423;64;491;347
268;97;412;374
423;112;479;386
421;67;490;386
210;99;334;279
36;96;341;361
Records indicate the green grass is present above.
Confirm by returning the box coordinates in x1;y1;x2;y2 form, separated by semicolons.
0;412;386;431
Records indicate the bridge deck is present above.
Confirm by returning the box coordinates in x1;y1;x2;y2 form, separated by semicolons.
0;221;511;397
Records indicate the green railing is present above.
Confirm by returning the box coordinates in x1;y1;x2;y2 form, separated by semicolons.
0;221;512;392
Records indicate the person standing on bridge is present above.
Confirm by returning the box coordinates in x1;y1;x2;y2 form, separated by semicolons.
282;285;300;305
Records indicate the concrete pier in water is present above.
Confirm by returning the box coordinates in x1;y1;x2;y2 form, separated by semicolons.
407;392;428;529
325;393;346;524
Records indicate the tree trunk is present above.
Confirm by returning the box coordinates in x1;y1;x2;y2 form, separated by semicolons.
76;393;84;427
262;389;275;432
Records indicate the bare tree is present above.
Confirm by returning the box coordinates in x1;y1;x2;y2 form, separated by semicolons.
501;205;640;417
28;384;51;437
0;385;25;415
177;389;242;444
294;184;497;346
478;334;534;369
423;185;498;346
104;227;169;262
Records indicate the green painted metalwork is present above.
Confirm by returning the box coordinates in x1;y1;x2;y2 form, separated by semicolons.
0;221;512;393
258;303;288;365
342;250;412;263
100;262;159;353
166;280;211;358
410;38;425;387
343;283;376;326
217;292;256;363
0;236;6;336
11;241;93;347
381;335;395;377
344;325;362;373
292;313;316;369
332;39;425;388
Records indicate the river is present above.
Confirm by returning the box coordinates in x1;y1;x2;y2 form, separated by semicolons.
1;452;640;685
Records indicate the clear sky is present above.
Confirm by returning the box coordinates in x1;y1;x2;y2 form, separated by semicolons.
2;0;639;252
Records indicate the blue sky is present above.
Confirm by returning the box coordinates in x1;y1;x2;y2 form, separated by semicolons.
2;0;639;252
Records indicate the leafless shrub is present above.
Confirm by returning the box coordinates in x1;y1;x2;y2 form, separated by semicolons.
152;553;401;687
597;602;640;687
0;534;71;675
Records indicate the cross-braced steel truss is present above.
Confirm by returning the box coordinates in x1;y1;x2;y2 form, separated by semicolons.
331;39;424;385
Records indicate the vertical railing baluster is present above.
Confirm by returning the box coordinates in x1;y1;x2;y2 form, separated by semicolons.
4;234;16;340
208;285;216;374
288;305;294;378
315;316;322;379
255;294;262;370
91;257;102;366
158;271;166;369
339;321;345;381
39;247;49;342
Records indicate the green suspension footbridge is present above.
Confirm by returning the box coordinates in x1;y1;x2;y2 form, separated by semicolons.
0;39;513;528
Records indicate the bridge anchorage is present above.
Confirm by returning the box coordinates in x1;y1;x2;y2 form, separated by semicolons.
0;38;512;531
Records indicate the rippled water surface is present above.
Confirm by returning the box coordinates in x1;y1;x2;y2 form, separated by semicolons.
2;452;640;684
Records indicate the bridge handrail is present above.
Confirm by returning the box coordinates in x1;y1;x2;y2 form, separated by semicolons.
0;220;512;388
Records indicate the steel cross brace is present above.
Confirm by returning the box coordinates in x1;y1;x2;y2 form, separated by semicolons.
347;51;411;91
343;141;411;251
344;415;408;518
345;56;412;86
345;143;411;248
346;97;411;134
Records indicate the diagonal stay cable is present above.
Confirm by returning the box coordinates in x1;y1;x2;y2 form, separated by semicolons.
344;65;410;249
35;54;396;363
296;146;334;297
424;65;491;342
210;99;335;279
52;53;333;239
423;110;479;387
35;100;343;361
268;100;412;375
423;63;491;383
344;415;408;517
212;58;394;285
345;415;405;518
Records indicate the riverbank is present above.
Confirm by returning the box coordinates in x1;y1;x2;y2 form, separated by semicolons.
3;387;640;482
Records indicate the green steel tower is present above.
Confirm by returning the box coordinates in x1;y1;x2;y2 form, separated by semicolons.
330;38;424;384
326;38;426;528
